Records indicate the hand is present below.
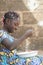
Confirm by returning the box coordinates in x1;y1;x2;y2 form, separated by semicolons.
25;29;33;38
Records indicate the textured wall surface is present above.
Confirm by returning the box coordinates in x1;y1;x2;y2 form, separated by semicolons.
0;0;43;51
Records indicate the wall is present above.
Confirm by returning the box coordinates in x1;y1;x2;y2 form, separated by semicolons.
0;0;43;51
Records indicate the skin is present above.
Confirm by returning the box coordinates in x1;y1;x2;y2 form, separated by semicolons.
1;18;33;51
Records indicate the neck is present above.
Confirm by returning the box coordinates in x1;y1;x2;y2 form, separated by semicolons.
3;26;9;33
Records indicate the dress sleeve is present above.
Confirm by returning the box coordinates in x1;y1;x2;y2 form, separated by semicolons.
0;31;14;43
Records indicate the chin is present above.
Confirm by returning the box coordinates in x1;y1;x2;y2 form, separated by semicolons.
11;30;14;33
8;29;14;33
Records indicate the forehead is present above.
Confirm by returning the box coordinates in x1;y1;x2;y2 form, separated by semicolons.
10;18;20;23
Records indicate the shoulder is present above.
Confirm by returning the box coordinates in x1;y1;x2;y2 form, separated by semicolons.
0;30;15;42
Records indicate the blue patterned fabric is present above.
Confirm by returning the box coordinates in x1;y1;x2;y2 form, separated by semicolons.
0;54;43;65
0;30;43;65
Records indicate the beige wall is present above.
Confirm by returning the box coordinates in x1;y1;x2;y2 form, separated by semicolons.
0;0;43;51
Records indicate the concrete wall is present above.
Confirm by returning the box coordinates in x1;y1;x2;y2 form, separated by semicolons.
0;0;43;51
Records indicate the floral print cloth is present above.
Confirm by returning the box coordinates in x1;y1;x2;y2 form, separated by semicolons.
0;51;43;65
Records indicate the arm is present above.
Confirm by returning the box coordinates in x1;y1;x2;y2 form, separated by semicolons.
1;29;33;50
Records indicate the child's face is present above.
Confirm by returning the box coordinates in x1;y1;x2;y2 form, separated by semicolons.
5;18;20;33
10;18;20;31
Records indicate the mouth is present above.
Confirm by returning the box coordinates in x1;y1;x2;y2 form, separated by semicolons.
15;28;17;30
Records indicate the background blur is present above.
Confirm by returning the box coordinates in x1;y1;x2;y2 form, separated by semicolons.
0;0;43;51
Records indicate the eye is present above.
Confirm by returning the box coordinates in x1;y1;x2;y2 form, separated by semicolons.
14;22;19;26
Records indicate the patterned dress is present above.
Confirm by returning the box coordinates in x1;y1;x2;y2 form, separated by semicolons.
0;30;43;65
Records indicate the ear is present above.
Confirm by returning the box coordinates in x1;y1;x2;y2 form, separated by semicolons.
5;19;10;25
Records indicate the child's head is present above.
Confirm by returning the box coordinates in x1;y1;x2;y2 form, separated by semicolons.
3;11;20;32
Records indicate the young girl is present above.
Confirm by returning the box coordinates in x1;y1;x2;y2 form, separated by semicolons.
0;11;43;65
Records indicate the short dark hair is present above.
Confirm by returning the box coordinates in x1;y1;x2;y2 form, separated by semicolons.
3;11;19;24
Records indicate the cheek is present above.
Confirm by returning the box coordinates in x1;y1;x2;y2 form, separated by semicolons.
11;24;15;29
11;23;14;27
